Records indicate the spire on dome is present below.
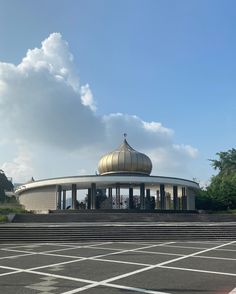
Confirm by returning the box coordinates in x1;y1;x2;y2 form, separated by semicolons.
98;136;153;176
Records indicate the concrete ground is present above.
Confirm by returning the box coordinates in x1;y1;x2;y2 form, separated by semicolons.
0;240;235;294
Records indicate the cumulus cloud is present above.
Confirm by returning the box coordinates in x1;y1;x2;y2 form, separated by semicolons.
173;144;198;158
1;145;34;182
102;113;174;150
81;84;96;112
0;33;198;182
0;33;103;150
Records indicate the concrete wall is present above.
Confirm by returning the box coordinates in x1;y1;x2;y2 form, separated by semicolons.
19;186;57;212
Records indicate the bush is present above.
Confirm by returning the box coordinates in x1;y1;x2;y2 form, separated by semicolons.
0;207;26;214
195;189;227;211
0;215;8;222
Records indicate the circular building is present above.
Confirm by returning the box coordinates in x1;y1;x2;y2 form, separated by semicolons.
15;137;199;212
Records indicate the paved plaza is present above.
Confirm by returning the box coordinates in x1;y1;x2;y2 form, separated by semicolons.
0;240;235;294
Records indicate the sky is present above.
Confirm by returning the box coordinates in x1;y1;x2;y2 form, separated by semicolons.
0;0;235;186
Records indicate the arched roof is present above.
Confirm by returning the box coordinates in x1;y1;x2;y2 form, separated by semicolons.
98;138;152;176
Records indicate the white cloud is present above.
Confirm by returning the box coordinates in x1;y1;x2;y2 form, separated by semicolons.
18;33;78;91
0;33;104;150
102;113;173;150
143;121;173;135
80;84;96;112
1;146;34;183
148;144;198;178
173;144;198;158
0;33;198;182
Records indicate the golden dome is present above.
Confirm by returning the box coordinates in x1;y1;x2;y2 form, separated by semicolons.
98;138;152;176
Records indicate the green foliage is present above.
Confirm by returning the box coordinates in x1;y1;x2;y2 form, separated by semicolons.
0;215;8;222
0;170;14;203
207;172;236;209
0;207;26;214
210;148;236;176
195;189;226;211
196;148;236;211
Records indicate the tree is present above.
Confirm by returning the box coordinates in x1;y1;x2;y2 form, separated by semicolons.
196;149;236;211
210;148;236;176
0;170;14;203
207;172;236;209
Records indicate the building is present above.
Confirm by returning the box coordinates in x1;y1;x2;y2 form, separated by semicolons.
15;137;199;212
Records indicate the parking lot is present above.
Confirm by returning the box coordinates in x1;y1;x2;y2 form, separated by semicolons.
0;240;235;294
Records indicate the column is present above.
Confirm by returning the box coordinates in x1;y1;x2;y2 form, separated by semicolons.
116;185;120;209
182;187;187;210
173;185;178;210
129;187;134;209
160;184;165;210
71;184;77;210
140;183;145;210
166;193;171;209
56;185;62;210
62;190;66;210
146;189;151;210
156;190;160;209
108;187;113;198
91;183;96;210
108;187;113;209
87;188;91;209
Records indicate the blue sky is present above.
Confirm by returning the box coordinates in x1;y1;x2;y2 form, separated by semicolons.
0;0;235;184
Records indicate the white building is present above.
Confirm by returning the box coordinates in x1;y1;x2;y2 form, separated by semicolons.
15;138;199;212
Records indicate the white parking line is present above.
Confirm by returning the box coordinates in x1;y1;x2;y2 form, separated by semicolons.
0;241;170;275
0;241;235;294
92;257;150;267
28;242;172;272
25;269;171;294
106;282;171;294
153;240;236;267
0;269;22;277
163;244;209;250
136;250;184;257
0;252;34;260
160;265;236;277
59;240;236;294
195;255;236;262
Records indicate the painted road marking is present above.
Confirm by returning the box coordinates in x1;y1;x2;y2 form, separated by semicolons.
0;241;235;294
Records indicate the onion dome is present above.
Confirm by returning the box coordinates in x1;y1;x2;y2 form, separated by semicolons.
98;137;152;176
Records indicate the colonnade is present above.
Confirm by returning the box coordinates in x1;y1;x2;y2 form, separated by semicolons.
56;182;195;211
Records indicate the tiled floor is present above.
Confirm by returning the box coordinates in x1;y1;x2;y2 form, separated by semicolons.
0;240;235;294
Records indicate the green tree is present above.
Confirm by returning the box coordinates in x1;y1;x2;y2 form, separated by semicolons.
197;148;236;211
207;172;236;209
210;148;236;176
0;170;14;203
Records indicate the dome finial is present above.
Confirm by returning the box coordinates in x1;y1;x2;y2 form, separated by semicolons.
98;136;152;176
123;133;128;144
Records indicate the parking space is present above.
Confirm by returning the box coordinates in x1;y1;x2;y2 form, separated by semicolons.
0;240;235;294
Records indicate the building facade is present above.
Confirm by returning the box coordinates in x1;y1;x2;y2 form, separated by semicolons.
15;138;199;212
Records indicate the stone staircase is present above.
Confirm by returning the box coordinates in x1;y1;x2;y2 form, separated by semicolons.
11;211;236;223
0;223;235;242
0;212;234;242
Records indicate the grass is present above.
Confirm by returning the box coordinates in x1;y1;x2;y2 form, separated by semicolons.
209;209;236;215
0;204;27;223
0;215;8;222
0;205;26;214
221;209;236;214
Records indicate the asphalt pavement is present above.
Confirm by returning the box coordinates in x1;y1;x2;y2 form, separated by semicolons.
0;240;235;294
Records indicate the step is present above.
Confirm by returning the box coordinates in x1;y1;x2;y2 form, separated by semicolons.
0;224;236;242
